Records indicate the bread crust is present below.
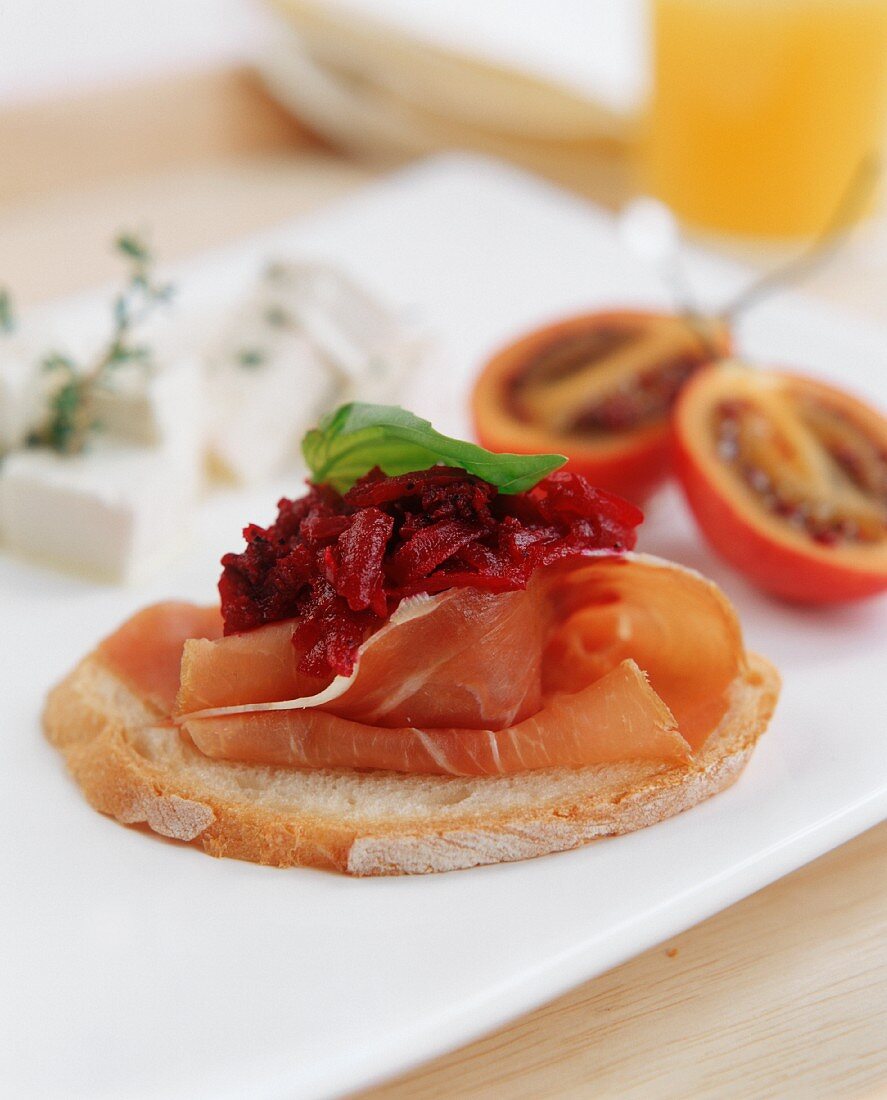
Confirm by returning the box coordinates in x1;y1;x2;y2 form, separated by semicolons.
43;650;779;875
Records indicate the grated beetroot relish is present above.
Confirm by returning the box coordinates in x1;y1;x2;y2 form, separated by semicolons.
219;467;643;679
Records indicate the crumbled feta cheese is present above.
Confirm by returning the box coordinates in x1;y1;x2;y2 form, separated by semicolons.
204;262;426;484
269;261;425;402
204;299;334;484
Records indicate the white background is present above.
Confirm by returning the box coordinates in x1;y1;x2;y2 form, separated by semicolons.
0;0;645;109
0;0;266;105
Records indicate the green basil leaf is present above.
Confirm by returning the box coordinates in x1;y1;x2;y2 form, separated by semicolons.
302;403;566;494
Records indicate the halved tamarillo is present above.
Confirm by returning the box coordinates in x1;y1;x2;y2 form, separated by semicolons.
673;362;887;603
472;309;730;503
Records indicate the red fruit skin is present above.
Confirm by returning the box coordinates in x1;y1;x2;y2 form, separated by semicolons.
476;420;669;506
673;418;887;605
471;309;732;506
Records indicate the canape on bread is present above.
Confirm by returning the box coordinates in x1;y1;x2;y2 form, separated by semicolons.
45;404;779;875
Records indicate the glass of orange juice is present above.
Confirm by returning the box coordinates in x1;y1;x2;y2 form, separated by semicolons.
644;0;887;238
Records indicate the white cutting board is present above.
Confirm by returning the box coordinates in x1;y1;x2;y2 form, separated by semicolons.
2;155;886;1100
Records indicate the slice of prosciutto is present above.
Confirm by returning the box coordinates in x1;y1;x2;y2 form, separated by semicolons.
182;659;685;774
98;602;223;715
176;583;548;730
98;554;746;776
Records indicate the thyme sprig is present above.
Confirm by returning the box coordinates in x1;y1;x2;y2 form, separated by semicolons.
0;288;15;334
29;233;174;455
235;347;267;369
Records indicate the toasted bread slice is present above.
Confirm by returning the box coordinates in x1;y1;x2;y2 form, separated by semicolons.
43;650;779;875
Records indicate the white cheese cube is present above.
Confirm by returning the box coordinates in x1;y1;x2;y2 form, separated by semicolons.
62;296;207;458
204;286;336;484
89;363;174;446
0;346;37;453
0;441;198;583
89;351;206;473
0;283;207;581
268;261;426;403
2;296;206;463
206;332;335;484
0;322;57;452
204;262;427;484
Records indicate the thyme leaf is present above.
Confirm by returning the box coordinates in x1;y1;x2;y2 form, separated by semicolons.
0;288;14;334
236;347;267;369
29;232;174;455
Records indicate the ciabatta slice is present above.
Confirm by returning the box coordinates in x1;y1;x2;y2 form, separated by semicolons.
44;651;778;875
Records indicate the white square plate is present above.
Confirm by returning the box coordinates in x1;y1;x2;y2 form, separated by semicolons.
3;156;886;1100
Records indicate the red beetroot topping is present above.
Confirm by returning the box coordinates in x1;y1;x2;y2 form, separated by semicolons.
218;467;643;679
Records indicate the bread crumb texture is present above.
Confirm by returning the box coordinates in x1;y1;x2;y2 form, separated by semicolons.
43;655;779;875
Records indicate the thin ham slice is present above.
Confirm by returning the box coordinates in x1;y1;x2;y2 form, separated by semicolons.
176;584;546;730
181;660;688;775
98;555;746;776
541;555;744;749
97;602;222;715
176;620;330;715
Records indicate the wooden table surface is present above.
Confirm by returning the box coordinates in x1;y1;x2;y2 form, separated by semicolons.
2;69;885;1100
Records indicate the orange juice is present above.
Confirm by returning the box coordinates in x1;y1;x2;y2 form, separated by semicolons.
645;0;887;237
